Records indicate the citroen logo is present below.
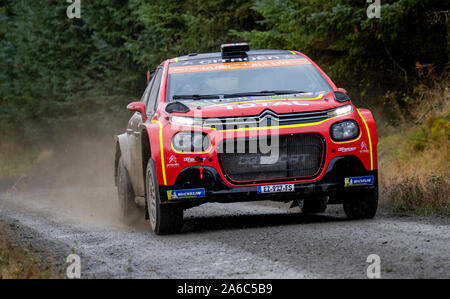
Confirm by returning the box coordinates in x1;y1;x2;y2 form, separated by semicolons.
259;109;279;126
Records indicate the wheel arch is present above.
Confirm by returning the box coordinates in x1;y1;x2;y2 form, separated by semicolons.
357;108;378;170
139;127;152;220
358;109;378;146
114;133;129;186
140;126;152;190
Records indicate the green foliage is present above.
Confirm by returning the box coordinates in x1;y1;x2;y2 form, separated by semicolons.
408;126;428;152
126;0;258;67
0;0;448;139
234;0;448;82
0;0;143;139
428;115;450;142
0;0;258;138
401;113;449;153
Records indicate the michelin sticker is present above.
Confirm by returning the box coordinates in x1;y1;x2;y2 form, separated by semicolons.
344;176;374;187
167;188;205;200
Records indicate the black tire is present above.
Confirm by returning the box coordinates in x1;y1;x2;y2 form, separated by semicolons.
302;196;328;214
117;157;140;225
343;187;378;220
146;158;183;235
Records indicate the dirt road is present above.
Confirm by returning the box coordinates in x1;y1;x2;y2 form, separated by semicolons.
1;189;448;279
0;138;448;278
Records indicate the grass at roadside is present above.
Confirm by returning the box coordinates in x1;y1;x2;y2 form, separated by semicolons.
0;221;63;279
378;78;450;216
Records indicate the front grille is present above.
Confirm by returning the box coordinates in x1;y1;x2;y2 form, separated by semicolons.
203;109;329;129
219;134;325;183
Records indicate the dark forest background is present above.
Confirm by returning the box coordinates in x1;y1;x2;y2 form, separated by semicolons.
0;0;448;140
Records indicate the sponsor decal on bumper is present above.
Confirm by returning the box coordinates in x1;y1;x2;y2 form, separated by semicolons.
167;188;205;200
338;147;356;153
344;176;374;187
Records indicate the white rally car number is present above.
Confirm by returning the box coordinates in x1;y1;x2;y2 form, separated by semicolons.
257;184;295;194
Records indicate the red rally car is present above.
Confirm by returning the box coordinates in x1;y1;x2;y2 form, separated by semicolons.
115;43;378;235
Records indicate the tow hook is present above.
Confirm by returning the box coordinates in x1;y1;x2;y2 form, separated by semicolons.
195;156;204;180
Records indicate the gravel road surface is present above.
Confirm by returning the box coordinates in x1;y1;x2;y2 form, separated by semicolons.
1;186;448;279
0;139;448;279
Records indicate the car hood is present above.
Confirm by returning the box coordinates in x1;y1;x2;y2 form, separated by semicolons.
167;91;345;118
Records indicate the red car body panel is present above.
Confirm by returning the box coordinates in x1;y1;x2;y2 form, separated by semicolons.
145;53;377;187
149;103;378;187
116;49;378;204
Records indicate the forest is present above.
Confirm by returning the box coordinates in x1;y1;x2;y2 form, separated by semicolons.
0;0;448;137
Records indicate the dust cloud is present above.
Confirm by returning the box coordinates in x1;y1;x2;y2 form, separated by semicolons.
3;133;135;227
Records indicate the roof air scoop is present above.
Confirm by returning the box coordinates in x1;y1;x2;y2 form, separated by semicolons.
221;43;250;59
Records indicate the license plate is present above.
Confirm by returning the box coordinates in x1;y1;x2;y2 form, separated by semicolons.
257;184;295;194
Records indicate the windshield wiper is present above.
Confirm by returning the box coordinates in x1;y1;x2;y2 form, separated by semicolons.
173;90;309;100
173;94;221;100
223;90;309;98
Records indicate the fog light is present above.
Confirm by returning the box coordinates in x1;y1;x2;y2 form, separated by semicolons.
172;132;210;152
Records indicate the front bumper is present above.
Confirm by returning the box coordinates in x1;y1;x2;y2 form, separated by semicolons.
159;155;377;207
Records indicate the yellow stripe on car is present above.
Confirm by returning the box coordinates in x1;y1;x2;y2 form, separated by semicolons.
330;131;362;144
170;143;214;155
183;115;338;132
357;109;374;170
218;117;335;132
152;120;167;185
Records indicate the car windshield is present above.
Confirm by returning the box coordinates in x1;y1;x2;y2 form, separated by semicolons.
167;62;331;101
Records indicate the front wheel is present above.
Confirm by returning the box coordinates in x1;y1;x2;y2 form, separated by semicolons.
343;187;378;220
146;158;183;235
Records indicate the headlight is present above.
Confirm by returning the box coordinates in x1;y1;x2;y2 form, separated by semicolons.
330;120;359;141
327;104;353;118
170;116;203;126
172;132;210;152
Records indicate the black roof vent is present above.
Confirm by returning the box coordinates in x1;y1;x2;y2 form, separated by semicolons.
221;43;249;59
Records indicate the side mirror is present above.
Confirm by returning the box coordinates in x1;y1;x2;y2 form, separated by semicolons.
127;102;148;122
337;87;347;94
